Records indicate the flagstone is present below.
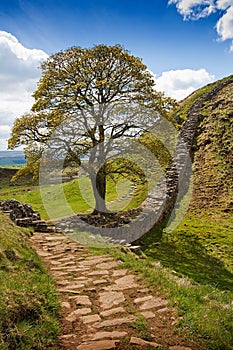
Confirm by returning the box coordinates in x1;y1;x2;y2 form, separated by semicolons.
99;291;125;309
65;308;92;322
112;274;137;289
134;295;154;303
37;251;52;257
81;257;114;266
100;307;125;317
30;233;190;350
141;311;155;319
59;333;77;340
96;261;121;269
104;277;137;291
95;316;137;328
58;289;81;294
139;298;168;310
157;307;170;313
61;283;85;289
75;295;92;306
61;301;71;309
112;269;128;277
87;270;109;276
85;331;127;341
93;279;108;285
76;340;119;350
130;336;162;348
81;314;101;324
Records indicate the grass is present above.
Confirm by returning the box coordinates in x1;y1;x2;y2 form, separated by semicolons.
89;210;233;349
140;211;233;289
0;175;147;220
171;74;233;122
130;315;153;341
0;212;60;349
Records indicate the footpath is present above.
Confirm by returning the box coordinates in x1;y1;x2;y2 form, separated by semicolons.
30;233;204;350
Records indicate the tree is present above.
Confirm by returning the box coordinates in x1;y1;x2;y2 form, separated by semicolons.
8;44;174;214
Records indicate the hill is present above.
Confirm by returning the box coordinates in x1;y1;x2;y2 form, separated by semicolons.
172;75;233;213
0;212;60;349
140;75;233;348
0;151;26;166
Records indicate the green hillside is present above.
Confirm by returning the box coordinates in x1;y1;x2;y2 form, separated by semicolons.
140;75;233;348
0;212;60;349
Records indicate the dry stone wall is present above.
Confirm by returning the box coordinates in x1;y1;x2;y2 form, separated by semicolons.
1;77;233;243
0;199;55;233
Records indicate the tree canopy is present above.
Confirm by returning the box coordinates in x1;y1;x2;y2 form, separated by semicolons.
8;44;175;213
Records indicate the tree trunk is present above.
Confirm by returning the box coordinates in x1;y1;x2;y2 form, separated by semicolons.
91;167;108;215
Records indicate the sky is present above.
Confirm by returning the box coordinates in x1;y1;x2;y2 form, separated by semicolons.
0;0;232;150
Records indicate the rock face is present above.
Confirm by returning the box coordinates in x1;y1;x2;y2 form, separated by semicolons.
0;199;55;232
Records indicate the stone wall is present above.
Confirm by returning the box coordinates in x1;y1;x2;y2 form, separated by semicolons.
54;76;233;244
1;77;233;243
0;199;55;233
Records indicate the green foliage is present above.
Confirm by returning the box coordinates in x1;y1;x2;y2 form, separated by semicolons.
0;213;60;349
8;44;175;212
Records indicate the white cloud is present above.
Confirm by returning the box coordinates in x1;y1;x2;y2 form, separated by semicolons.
154;68;215;100
216;0;232;10
168;0;216;20
216;6;233;49
169;0;233;51
0;125;11;138
0;31;48;150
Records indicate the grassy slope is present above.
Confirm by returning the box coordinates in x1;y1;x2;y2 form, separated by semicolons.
0;176;147;220
191;80;233;212
0;213;60;350
171;75;233;122
136;76;233;349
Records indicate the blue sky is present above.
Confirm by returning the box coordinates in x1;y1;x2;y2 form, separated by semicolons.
0;0;232;149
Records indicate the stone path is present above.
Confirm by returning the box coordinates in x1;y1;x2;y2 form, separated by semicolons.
30;233;204;350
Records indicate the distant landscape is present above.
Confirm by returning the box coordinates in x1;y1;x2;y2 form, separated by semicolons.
0;150;26;166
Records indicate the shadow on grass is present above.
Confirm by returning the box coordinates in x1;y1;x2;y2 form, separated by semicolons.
139;223;233;291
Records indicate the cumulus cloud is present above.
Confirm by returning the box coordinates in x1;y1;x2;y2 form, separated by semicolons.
154;68;215;100
169;0;233;51
0;31;48;150
168;0;216;20
216;5;233;50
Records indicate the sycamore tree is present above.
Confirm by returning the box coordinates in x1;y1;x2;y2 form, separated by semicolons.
8;44;174;214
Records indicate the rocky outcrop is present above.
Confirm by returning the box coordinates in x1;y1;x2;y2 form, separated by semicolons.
0;199;55;233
